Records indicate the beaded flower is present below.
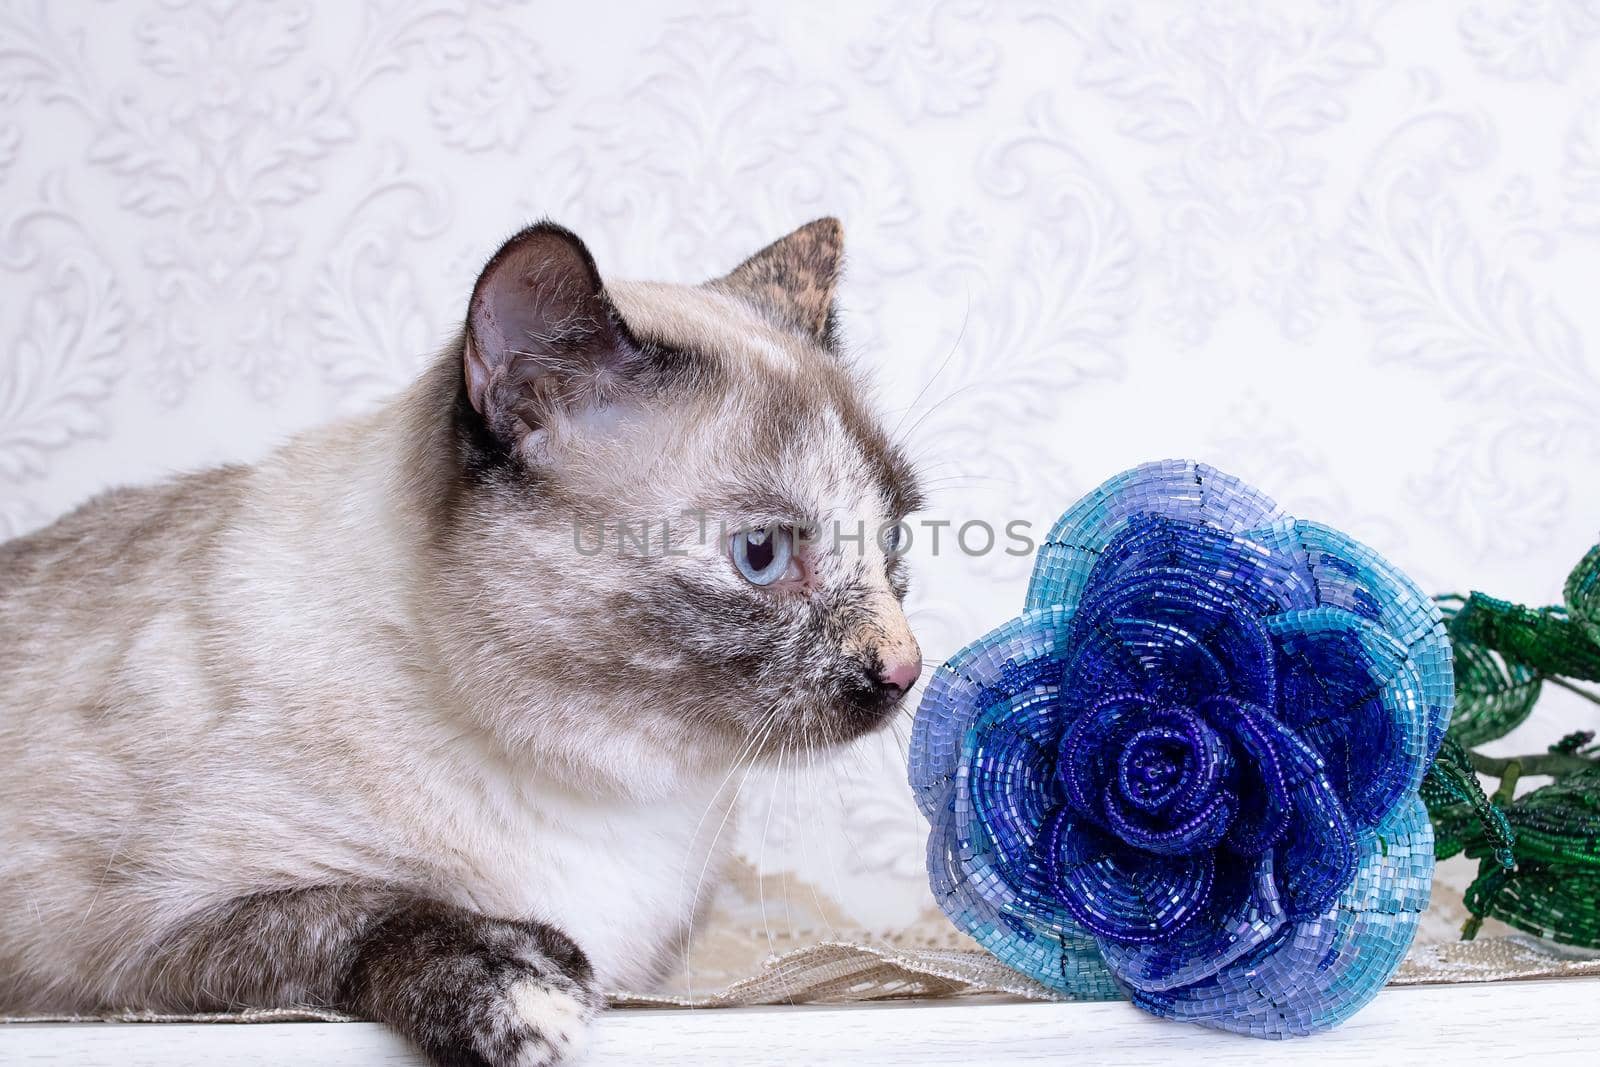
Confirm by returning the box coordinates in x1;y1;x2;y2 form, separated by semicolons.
910;461;1453;1037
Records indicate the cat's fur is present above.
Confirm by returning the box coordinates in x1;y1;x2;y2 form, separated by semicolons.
0;218;923;1066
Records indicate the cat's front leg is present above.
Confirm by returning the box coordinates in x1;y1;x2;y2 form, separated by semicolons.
344;898;602;1067
127;886;602;1067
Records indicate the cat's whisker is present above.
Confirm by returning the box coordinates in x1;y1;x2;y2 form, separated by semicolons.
756;742;785;961
889;723;910;760
897;379;995;452
789;741;838;1000
677;702;781;903
917;471;1011;488
917;469;1009;484
821;746;881;938
680;702;782;999
780;743;799;976
891;289;971;442
682;744;763;1000
777;745;840;1004
922;484;1009;501
800;741;844;950
902;456;972;474
899;417;1027;478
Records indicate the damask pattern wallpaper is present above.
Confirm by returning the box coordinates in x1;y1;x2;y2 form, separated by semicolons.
4;0;1600;952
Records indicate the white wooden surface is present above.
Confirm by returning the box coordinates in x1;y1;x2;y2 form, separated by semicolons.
3;979;1594;1066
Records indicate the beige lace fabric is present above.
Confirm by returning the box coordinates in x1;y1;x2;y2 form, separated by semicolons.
623;933;1600;1008
7;859;1599;1025
8;934;1598;1025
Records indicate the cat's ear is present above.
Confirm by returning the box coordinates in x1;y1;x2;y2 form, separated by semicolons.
710;217;843;348
463;222;638;447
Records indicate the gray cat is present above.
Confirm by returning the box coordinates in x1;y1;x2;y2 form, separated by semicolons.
0;218;924;1066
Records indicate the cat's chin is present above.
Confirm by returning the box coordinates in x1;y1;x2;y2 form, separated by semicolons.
822;698;907;749
736;699;910;763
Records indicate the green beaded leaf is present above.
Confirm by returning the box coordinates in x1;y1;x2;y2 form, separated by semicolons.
1438;598;1544;746
1422;737;1515;867
1464;862;1600;949
1442;547;1600;952
1473;767;1600;870
1449;593;1600;682
1447;637;1543;746
1462;770;1600;947
1566;544;1600;647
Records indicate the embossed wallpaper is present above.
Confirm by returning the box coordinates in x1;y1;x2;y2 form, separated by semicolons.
4;0;1600;961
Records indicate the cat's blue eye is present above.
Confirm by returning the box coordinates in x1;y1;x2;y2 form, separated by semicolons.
731;525;795;586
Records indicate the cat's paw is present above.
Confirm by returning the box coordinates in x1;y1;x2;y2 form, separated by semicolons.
347;905;602;1067
499;976;595;1066
458;945;601;1067
458;965;599;1067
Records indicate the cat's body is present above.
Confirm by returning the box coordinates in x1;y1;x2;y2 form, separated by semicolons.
0;220;922;1066
0;402;726;1001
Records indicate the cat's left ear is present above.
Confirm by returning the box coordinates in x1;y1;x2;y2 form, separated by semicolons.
709;217;843;348
463;222;639;451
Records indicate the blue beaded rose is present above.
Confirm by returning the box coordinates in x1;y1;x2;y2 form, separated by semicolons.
909;461;1453;1037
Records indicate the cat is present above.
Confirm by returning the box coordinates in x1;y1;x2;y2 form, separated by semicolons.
0;218;924;1067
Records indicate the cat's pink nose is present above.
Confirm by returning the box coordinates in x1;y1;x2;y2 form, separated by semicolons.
877;657;922;695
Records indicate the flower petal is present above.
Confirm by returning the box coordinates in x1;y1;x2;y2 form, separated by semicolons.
1275;761;1358;920
1129;798;1433;1036
1101;708;1235;856
924;795;1121;999
1202;695;1357;915
1027;460;1286;616
1287;522;1452;756
1080;513;1319;621
1197;697;1294;856
909;607;1073;820
1061;612;1232;710
1113;710;1228;818
1104;787;1233;857
1057;693;1153;825
1099;848;1285;993
1267;607;1431;827
1064;569;1277;707
1046;815;1217;944
965;691;1069;916
912;462;1446;1035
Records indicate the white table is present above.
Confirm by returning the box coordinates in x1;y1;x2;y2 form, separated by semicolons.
4;978;1594;1065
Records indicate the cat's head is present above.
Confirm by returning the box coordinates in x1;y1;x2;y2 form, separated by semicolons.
423;220;923;791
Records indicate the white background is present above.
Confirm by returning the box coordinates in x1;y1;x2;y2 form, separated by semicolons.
4;0;1600;946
